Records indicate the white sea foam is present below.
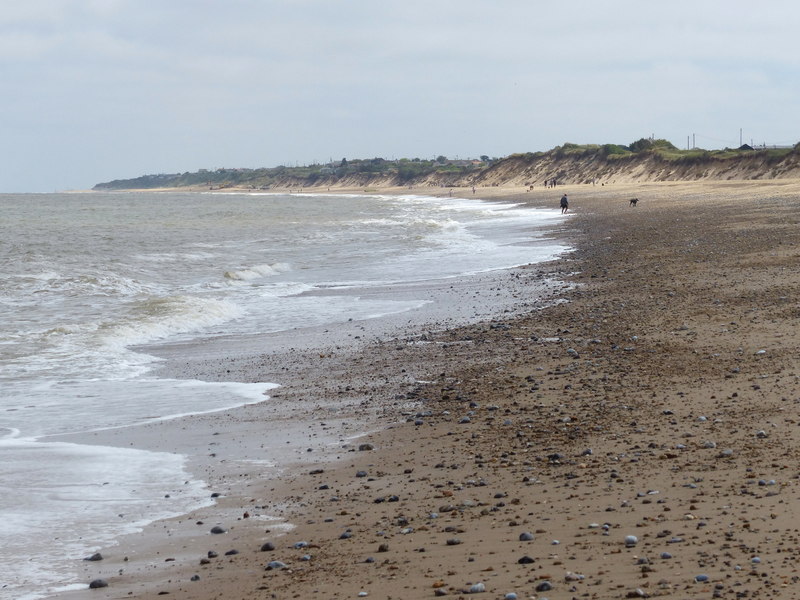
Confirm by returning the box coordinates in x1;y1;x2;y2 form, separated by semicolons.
224;262;292;281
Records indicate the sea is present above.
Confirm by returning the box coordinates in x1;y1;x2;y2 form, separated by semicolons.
0;190;568;598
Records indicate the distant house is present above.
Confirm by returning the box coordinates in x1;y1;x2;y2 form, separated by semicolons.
738;144;754;151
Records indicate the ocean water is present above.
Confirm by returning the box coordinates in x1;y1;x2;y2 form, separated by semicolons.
0;190;567;598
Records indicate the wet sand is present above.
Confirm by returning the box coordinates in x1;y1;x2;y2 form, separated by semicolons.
59;181;800;599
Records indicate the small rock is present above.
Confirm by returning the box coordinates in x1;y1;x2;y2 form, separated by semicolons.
518;532;534;541
695;574;710;583
356;470;368;478
446;538;462;546
358;444;374;451
190;575;200;581
535;581;553;592
468;582;486;593
210;526;227;534
517;555;535;564
624;535;638;547
260;542;275;551
266;560;287;570
84;552;103;562
88;579;108;589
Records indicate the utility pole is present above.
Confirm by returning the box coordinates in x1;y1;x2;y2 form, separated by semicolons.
740;128;742;147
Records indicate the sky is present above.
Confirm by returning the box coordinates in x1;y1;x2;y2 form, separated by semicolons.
2;0;799;192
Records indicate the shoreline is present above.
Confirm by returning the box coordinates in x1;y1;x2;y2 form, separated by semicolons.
53;180;800;599
47;189;570;600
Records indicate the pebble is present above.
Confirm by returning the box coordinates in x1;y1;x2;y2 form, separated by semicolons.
468;582;486;593
266;560;287;570
210;525;227;534
88;579;108;589
695;574;710;583
260;542;275;551
340;531;353;539
660;552;673;559
358;443;374;451
504;594;518;600
517;555;535;564
518;532;534;541
84;552;103;561
446;538;462;546
191;575;200;581
624;535;638;547
535;581;553;592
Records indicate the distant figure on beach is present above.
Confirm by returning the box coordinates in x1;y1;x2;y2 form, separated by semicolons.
629;198;639;207
560;194;569;214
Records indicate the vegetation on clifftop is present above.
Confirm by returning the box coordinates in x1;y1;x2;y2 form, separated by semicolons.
93;139;800;190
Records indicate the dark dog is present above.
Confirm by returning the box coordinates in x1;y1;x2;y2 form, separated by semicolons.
629;198;639;207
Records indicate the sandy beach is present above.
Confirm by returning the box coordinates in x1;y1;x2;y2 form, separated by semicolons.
56;180;800;600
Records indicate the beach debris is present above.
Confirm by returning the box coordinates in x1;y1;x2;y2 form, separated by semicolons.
88;579;109;589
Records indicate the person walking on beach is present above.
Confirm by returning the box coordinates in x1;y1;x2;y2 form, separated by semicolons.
560;193;569;214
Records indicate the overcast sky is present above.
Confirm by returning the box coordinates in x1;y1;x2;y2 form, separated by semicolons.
2;0;798;192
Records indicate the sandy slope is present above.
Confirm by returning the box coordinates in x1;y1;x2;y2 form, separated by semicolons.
63;180;800;600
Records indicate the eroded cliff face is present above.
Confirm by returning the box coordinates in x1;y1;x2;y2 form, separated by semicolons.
265;150;800;190
94;147;800;191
